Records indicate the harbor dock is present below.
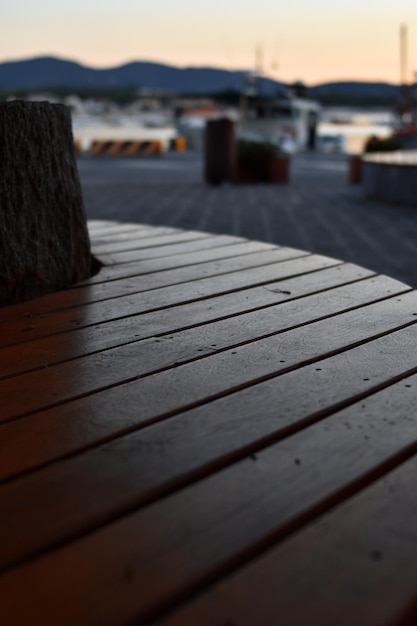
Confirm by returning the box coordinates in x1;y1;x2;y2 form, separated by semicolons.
79;151;417;289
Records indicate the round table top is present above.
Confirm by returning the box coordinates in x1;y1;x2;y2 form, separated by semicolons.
1;220;417;626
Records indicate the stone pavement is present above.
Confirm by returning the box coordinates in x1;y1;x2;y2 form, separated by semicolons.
79;151;417;288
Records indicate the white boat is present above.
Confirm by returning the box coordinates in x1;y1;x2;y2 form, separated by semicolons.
238;74;321;152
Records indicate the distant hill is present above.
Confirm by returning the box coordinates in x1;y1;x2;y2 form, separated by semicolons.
0;56;284;95
311;81;399;96
309;81;400;105
0;55;401;103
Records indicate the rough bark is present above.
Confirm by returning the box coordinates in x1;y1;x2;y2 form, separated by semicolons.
0;100;96;307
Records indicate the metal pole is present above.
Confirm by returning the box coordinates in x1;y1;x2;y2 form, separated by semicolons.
400;24;408;85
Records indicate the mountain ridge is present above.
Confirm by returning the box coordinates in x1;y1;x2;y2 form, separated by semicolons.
0;55;401;99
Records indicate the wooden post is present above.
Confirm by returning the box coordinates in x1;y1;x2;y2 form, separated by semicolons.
349;155;362;184
0;101;97;307
204;118;236;185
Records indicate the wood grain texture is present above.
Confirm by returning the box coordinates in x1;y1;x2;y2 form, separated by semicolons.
1;220;416;626
92;233;247;266
0;278;412;485
156;454;417;626
0;292;417;422
84;239;275;285
90;227;189;254
90;225;180;247
1;319;417;572
0;254;340;346
86;221;151;236
0;246;306;321
1;375;417;625
93;230;211;256
0;272;398;380
1;304;416;484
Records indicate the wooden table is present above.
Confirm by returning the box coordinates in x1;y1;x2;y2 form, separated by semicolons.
2;220;417;625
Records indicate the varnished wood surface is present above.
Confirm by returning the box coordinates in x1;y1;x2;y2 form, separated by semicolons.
2;220;417;625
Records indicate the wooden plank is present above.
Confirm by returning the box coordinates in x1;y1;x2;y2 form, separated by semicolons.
94;241;278;278
0;264;379;380
91;228;191;254
0;255;340;346
87;219;119;230
82;240;276;285
2;314;417;571
1;220;413;626
87;222;158;237
92;230;211;256
88;248;309;301
89;224;162;240
1;375;417;624
0;247;307;321
2;278;411;483
1;282;414;423
153;454;417;626
88;219;140;228
90;226;182;246
94;234;250;267
92;230;210;264
3;309;417;485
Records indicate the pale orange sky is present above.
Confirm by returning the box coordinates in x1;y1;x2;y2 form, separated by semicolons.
1;0;417;84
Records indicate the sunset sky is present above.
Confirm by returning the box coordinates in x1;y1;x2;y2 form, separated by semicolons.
1;0;417;85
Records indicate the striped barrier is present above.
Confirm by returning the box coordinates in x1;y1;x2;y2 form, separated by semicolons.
89;140;163;157
169;136;187;151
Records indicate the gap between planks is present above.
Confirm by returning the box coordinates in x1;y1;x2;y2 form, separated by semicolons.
1;375;417;625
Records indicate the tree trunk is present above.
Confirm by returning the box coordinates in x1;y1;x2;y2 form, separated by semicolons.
0;100;96;307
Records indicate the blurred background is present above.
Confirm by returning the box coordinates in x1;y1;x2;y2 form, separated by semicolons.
2;0;417;287
1;0;416;154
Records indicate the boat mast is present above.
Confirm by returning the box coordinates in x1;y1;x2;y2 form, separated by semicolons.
400;23;408;86
240;45;263;125
398;23;415;127
255;44;264;92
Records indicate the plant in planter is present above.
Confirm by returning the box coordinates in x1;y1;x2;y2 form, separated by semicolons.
235;139;288;183
349;135;401;185
364;135;401;153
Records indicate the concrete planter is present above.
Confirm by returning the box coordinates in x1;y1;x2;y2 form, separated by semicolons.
363;152;417;206
234;162;259;183
234;155;290;184
270;156;290;183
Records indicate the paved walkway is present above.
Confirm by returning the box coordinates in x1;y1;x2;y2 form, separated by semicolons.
79;151;417;288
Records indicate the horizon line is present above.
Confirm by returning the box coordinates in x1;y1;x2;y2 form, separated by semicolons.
0;53;405;87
